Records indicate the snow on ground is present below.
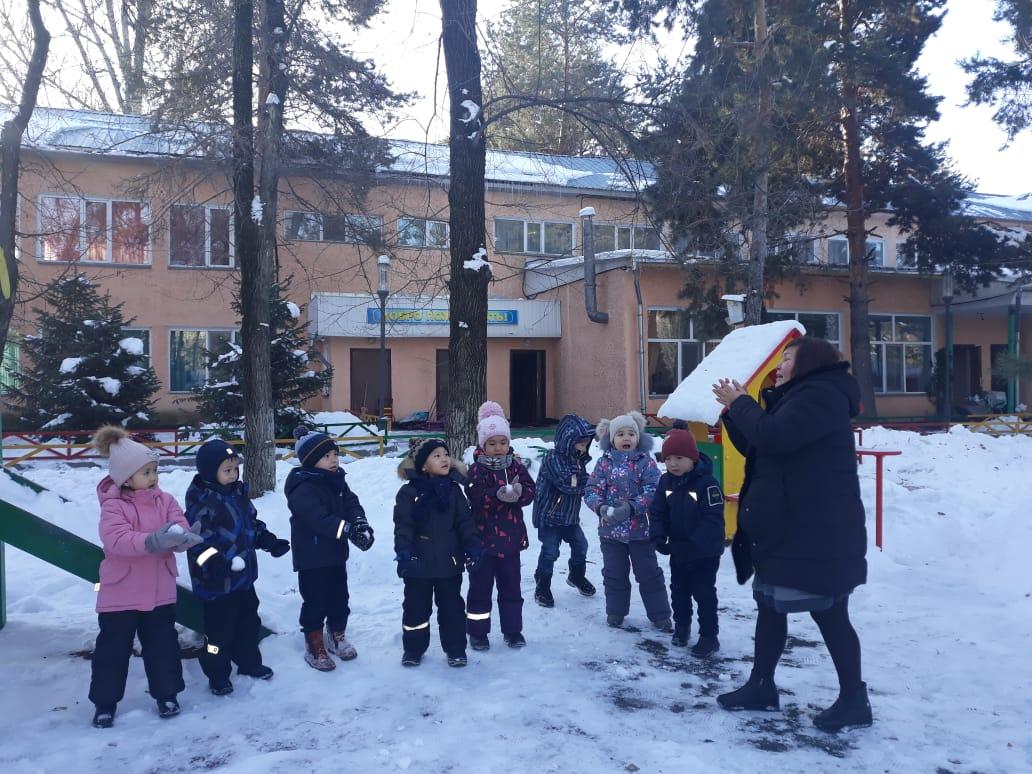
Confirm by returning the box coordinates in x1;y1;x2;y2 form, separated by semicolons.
0;427;1030;773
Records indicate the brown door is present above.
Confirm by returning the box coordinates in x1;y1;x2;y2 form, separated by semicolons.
509;350;546;426
349;348;391;415
952;345;981;401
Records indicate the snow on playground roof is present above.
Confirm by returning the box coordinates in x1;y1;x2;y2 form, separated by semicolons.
658;320;805;425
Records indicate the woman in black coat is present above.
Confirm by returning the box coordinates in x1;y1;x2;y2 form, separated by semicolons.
712;336;871;733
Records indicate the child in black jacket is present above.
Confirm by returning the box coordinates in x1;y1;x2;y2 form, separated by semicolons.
285;427;374;671
186;440;290;695
393;438;483;668
650;429;725;657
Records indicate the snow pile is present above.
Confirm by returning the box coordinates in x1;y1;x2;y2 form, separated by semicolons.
285;301;301;319
659;320;805;424
463;247;491;273
117;337;144;356
310;410;383;438
0;428;1030;772
58;357;83;374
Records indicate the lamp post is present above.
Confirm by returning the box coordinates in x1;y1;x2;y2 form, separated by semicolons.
377;254;390;419
942;270;954;423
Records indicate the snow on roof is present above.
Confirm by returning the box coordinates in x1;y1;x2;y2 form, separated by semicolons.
8;106;654;194
658;320;805;425
961;192;1032;222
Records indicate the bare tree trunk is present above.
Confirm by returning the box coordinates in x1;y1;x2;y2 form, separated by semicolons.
232;0;275;494
0;0;49;348
745;0;769;326
838;0;876;417
126;0;152;113
440;0;490;456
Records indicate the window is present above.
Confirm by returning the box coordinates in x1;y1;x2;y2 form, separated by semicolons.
869;314;932;394
827;236;885;267
39;195;149;264
121;329;151;364
170;205;232;267
493;218;574;255
647;310;719;397
397;218;449;248
777;234;819;263
593;223;662;253
1;340;20;393
766;311;841;347
169;329;237;392
284;211;382;245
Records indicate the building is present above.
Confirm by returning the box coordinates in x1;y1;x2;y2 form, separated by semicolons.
4;106;1030;427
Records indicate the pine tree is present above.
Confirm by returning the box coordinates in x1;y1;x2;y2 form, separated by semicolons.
192;277;332;438
6;274;159;435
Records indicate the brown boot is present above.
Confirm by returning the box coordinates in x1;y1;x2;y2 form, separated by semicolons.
304;630;336;672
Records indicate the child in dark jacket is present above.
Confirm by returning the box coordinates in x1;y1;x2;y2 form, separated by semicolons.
531;413;597;607
285;427;374;672
394;438;483;667
185;440;291;695
585;411;671;631
650;429;725;657
465;401;535;650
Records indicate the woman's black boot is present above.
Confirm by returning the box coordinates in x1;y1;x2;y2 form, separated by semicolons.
813;682;872;732
717;674;780;711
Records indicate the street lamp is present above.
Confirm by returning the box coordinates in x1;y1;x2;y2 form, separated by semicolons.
942;270;954;423
377;254;390;419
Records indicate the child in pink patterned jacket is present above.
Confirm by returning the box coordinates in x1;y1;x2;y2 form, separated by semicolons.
88;426;202;729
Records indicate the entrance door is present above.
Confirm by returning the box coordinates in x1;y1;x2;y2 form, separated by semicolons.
350;348;392;415
953;345;981;401
510;350;546;426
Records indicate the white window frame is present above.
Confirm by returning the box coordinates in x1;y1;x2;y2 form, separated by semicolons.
168;204;235;268
646;308;720;398
493;217;577;256
283;210;383;244
396;217;450;248
592;222;662;253
168;328;238;393
827;235;885;267
765;310;841;348
869;313;934;395
38;193;152;265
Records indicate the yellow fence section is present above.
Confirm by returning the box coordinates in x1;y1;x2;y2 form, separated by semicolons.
963;414;1032;437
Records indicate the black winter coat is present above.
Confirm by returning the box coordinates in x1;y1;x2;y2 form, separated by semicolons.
393;469;479;579
285;467;366;572
723;361;867;596
649;453;725;562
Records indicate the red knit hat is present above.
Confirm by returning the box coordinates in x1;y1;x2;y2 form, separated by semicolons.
661;429;699;462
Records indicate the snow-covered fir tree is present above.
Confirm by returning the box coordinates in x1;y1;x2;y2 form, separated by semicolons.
192;278;332;437
6;275;159;433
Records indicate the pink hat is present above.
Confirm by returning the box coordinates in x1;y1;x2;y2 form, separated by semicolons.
94;426;158;487
476;401;511;448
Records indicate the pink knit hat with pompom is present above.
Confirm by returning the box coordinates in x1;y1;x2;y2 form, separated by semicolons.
476;401;512;448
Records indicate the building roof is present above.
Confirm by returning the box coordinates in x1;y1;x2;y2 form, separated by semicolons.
3;105;654;194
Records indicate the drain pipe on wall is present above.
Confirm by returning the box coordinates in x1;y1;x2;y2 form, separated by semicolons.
580;207;609;324
632;255;647;413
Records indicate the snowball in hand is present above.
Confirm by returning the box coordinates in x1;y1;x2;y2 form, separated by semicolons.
168;524;185;535
231;556;245;572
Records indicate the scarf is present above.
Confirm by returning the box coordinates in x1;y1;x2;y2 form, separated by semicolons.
477;451;514;472
411;475;454;520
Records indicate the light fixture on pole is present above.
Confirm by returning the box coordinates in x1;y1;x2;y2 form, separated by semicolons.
942;269;954;423
376;254;390;420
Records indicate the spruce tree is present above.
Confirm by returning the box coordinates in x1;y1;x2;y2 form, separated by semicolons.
192;277;332;438
7;274;159;435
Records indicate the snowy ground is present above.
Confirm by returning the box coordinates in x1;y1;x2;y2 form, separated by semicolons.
0;429;1030;773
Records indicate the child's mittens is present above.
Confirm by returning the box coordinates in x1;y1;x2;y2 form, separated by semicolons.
600;502;632;526
652;536;671;555
256;530;291;557
496;482;522;503
230;556;246;572
145;523;186;553
395;550;415;578
173;529;204;552
268;538;291;558
464;544;486;574
350;522;375;552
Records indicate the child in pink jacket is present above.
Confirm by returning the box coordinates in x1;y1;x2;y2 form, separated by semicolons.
89;426;201;729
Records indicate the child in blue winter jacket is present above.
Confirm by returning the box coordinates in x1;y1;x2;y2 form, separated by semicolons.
650;429;725;657
285;427;374;672
186;440;291;695
585;411;672;630
531;413;597;607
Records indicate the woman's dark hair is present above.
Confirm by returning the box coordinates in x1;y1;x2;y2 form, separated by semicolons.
784;336;841;379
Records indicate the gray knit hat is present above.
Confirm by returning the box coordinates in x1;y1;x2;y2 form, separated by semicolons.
603;411;647;442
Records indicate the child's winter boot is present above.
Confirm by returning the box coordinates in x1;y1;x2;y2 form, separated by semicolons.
402;652;422;667
446;653;468;668
504;632;526;648
691;634;720;658
606;614;624;627
671;624;690;647
717;674;780;712
534;571;554;607
470;634;490;651
813;682;873;732
239;664;274;680
209;678;234;696
91;705;116;729
156;698;181;719
326;628;358;661
304;630;336;671
652;618;673;633
566;561;596;596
